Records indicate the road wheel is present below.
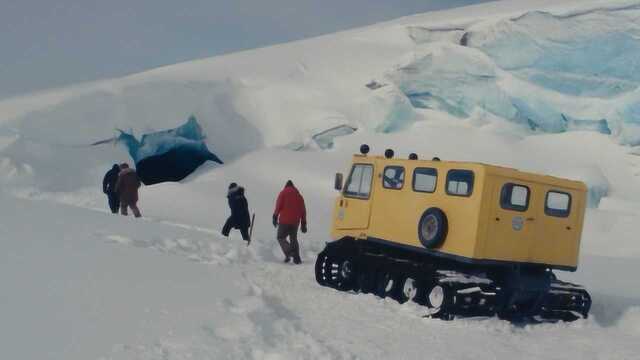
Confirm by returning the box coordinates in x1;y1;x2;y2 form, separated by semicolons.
375;271;396;298
397;277;423;304
425;283;453;319
336;258;356;290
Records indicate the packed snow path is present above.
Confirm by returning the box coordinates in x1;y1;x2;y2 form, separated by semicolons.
2;191;640;360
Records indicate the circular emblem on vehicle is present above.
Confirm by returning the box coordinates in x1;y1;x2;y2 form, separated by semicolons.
512;216;524;231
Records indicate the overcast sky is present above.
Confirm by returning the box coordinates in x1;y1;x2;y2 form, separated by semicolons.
0;0;490;99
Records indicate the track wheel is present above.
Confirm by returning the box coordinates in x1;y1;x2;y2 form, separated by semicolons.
426;283;453;320
397;277;422;304
375;271;397;299
336;258;356;290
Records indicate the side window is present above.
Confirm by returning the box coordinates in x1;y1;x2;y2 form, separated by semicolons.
500;183;530;212
344;164;374;199
383;166;405;190
446;170;474;197
546;191;571;217
413;167;437;193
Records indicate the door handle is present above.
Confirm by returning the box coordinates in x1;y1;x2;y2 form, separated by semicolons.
526;217;535;221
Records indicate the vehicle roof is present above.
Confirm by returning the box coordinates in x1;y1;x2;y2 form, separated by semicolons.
352;154;587;191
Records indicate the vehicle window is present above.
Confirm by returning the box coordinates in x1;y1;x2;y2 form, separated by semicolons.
413;167;437;193
500;183;530;212
546;191;571;217
344;164;374;199
360;166;373;195
383;166;405;190
446;170;474;197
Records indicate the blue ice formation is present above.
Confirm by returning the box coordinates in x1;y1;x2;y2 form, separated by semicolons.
117;115;222;184
387;6;640;144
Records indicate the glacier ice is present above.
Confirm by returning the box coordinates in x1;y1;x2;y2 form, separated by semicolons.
362;84;419;133
385;6;640;143
117;115;222;185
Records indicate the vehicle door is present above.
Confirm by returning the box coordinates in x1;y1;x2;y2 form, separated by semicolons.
335;163;374;230
529;187;582;266
486;179;536;262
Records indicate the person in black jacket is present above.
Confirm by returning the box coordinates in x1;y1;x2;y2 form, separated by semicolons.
102;164;120;214
222;183;251;242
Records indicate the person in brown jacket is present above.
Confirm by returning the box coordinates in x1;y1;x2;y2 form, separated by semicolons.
114;163;142;218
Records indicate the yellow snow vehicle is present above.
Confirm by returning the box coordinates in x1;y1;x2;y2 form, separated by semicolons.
315;145;591;321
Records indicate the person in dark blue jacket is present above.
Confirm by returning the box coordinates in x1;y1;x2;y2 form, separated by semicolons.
102;164;120;214
222;183;251;242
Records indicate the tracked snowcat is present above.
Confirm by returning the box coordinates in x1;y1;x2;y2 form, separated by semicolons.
315;145;591;321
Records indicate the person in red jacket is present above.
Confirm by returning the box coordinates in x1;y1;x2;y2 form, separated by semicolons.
273;180;307;264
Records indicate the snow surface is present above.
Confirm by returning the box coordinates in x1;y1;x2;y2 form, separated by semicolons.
2;0;640;359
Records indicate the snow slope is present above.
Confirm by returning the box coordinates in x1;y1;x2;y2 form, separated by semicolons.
3;0;640;191
2;0;640;359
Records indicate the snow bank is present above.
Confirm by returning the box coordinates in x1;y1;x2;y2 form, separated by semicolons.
617;307;640;337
